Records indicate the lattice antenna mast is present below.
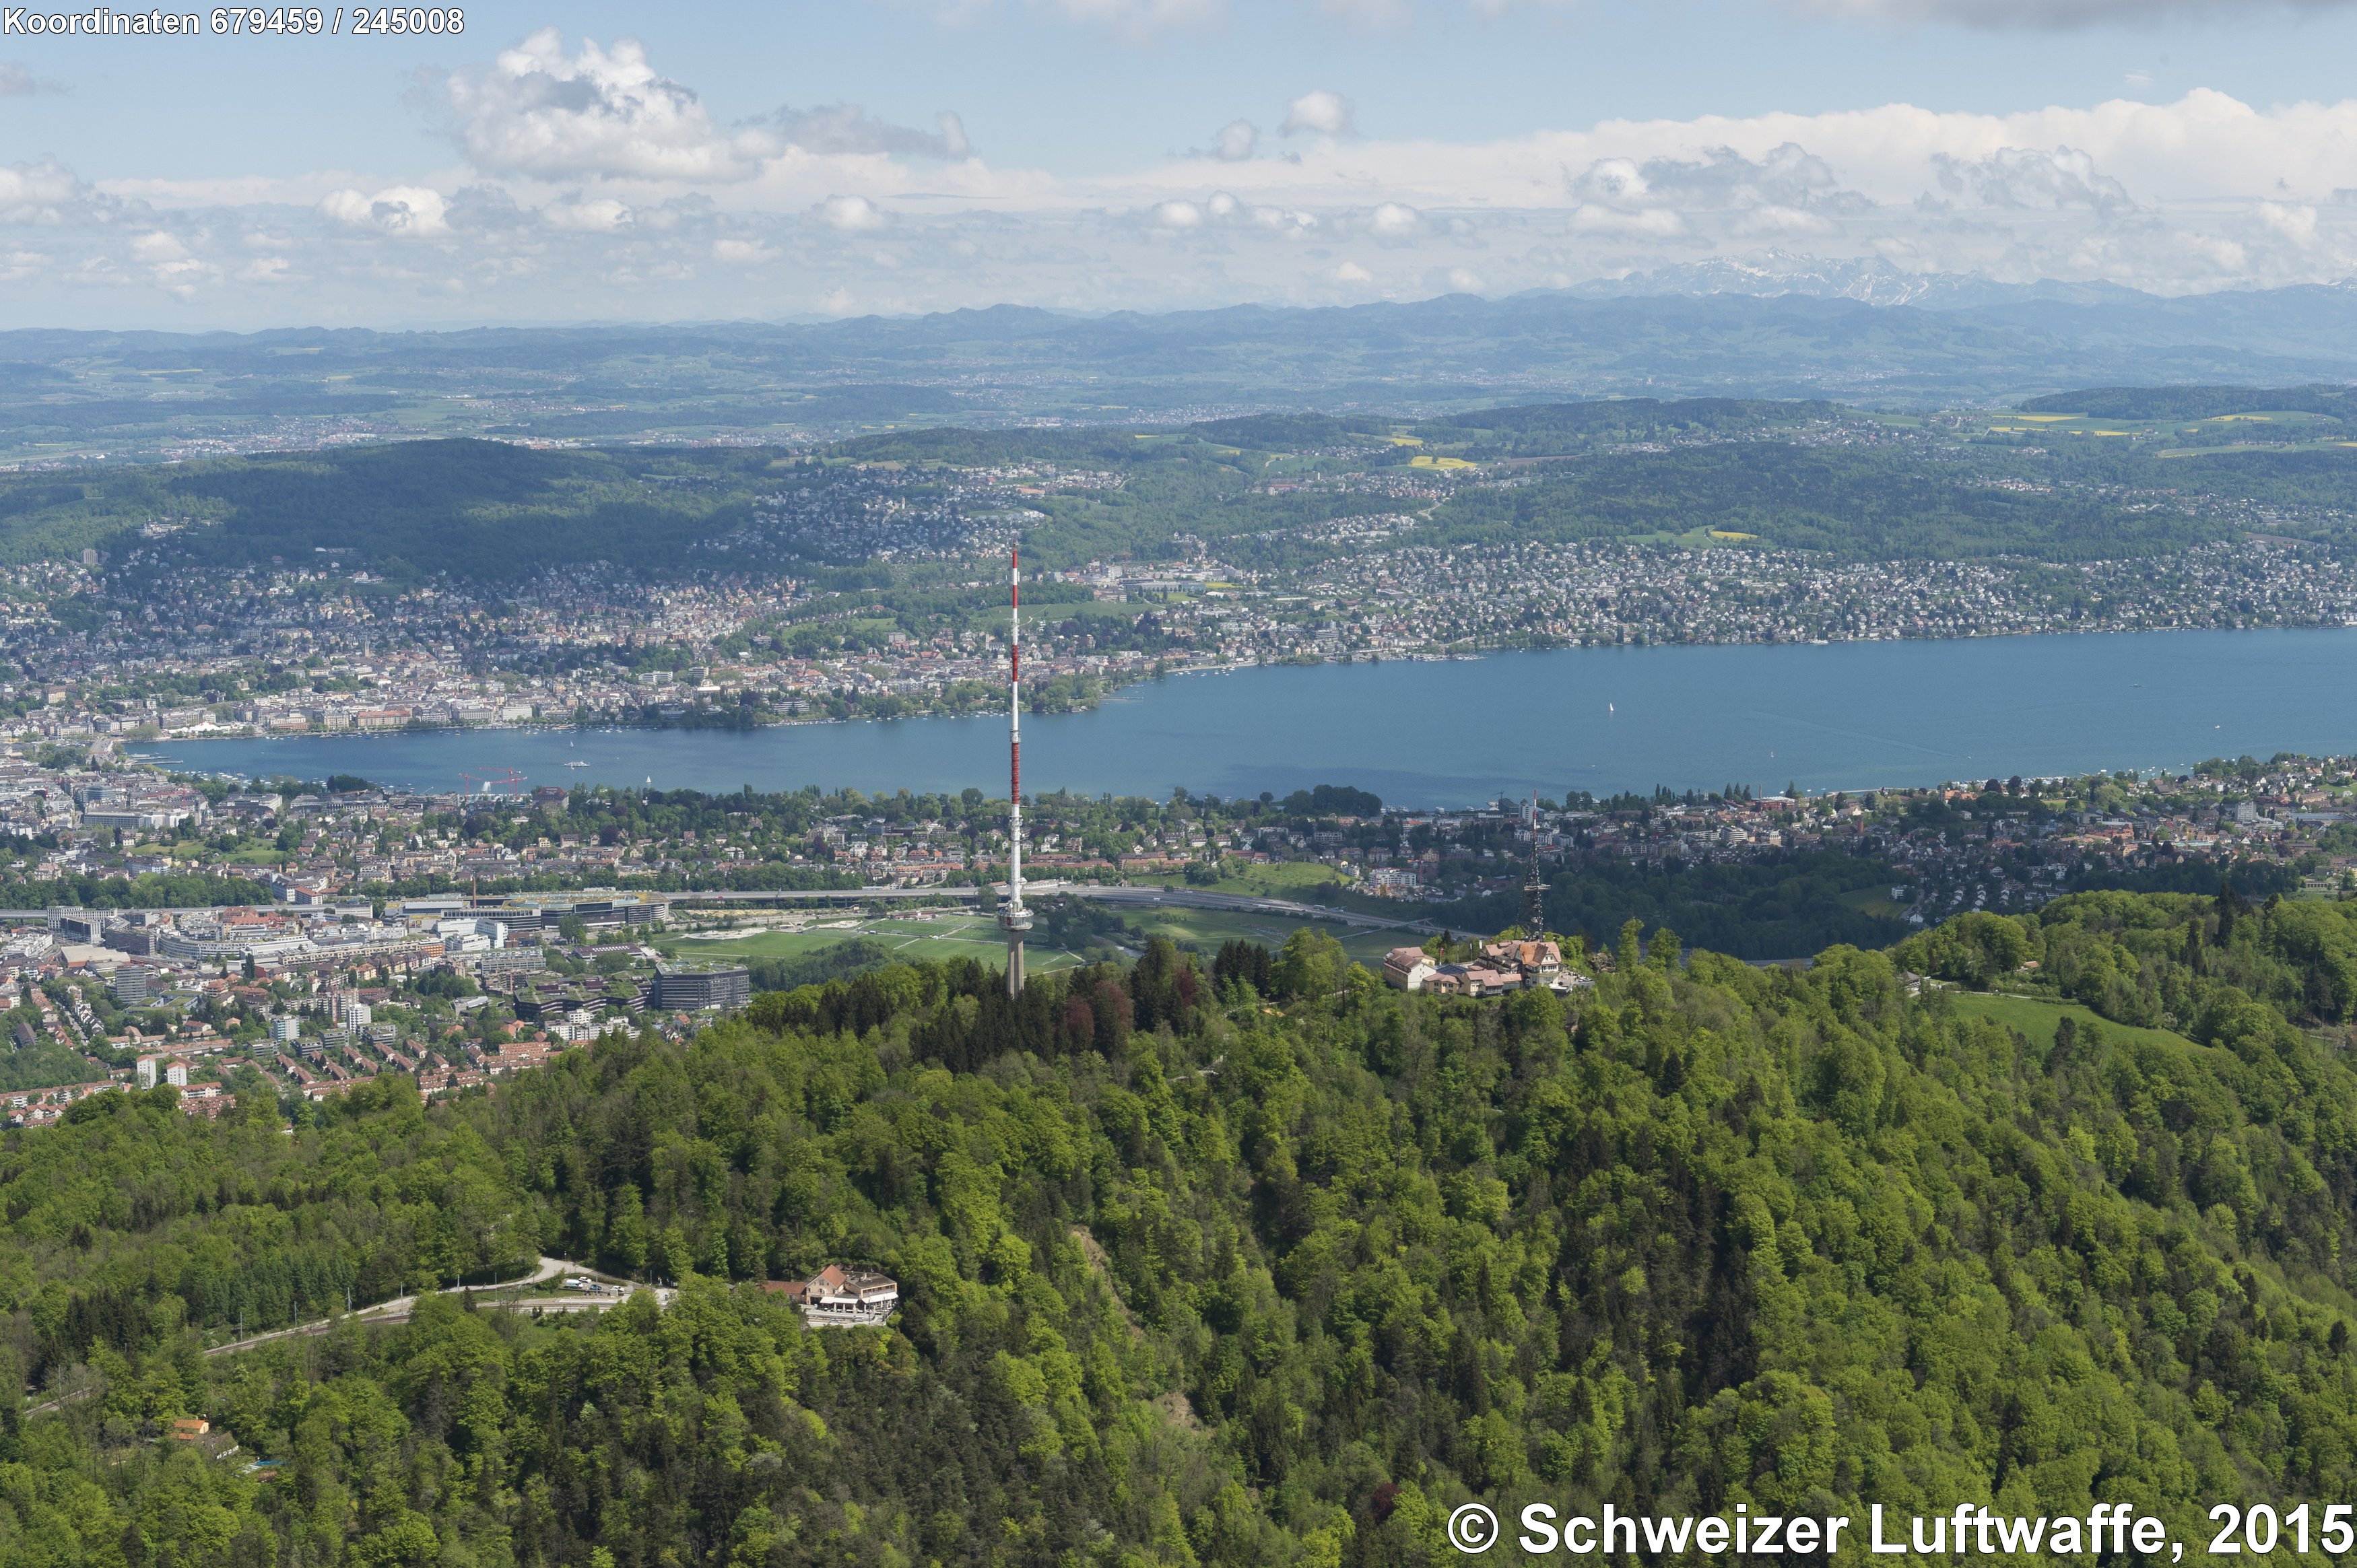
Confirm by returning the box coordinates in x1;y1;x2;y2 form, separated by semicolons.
1522;790;1548;934
1001;548;1032;997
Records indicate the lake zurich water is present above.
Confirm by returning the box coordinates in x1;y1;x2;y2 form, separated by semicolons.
138;628;2357;808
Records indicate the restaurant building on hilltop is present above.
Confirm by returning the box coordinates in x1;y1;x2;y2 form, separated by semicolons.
764;1265;900;1327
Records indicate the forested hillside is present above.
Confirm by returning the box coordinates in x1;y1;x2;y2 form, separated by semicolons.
0;441;781;580
17;388;2357;584
7;891;2357;1565
2018;384;2357;422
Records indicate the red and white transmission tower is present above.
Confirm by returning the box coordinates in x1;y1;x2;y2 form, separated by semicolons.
999;548;1032;997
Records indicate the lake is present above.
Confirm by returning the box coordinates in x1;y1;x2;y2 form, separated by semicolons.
135;627;2357;807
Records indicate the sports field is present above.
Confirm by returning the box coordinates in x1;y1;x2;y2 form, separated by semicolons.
663;901;1408;974
665;912;1094;973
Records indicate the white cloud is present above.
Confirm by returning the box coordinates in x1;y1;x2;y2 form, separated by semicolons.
1793;0;2357;29
2183;233;2250;271
1319;0;1412;24
920;0;1601;28
1571;204;1691;236
1254;206;1319;235
95;173;360;207
541;197;635;232
1572;158;1648;203
2260;201;2320;243
1282;90;1356;137
1731;204;1838;236
772;103;974;159
1931;145;2133;212
129;230;213;296
1036;0;1224;36
1556;141;1867;247
0;162;117;226
1568;143;1867;230
30;48;2357;327
442;30;774;182
813;194;889;231
319;185;451;236
0;62;63;97
1132;188;1321;238
1126;88;2357;229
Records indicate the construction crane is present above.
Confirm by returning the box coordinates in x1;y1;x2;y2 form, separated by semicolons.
461;768;525;796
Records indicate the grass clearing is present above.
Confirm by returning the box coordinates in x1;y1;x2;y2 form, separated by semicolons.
1836;886;1905;918
1131;860;1352;899
2005;409;2346;450
2154;442;2357;459
1117;906;1404;967
1985;416;2149;437
1948;991;2199;1053
1641;526;1765;550
661;927;875;961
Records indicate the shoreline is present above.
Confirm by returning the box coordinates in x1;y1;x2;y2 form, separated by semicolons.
105;623;2357;809
120;615;2357;757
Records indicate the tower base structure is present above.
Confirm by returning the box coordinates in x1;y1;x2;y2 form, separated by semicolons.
1001;903;1032;998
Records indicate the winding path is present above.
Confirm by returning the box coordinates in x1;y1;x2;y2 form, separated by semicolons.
25;1257;674;1417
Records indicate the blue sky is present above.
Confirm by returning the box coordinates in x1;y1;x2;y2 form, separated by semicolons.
7;0;2357;327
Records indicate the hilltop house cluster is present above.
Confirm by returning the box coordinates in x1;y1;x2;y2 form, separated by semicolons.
1382;937;1592;997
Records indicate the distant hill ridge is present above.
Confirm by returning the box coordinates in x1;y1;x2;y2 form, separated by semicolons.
13;283;2357;435
2020;384;2357;421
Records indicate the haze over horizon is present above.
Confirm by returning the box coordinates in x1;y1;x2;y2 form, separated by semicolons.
10;0;2357;330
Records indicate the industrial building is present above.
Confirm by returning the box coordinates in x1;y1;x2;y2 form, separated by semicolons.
651;965;750;1013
